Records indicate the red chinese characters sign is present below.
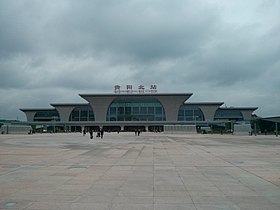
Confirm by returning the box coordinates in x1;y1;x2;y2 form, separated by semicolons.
114;84;158;94
114;85;121;93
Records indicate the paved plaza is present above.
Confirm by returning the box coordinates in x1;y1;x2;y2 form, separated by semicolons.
0;132;280;210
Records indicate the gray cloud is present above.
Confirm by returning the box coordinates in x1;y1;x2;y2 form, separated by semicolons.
0;0;280;119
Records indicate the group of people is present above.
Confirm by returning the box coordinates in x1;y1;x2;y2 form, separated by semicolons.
134;129;142;136
83;129;104;139
83;128;144;139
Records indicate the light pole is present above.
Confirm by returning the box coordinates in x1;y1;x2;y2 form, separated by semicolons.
275;122;278;137
254;121;257;136
52;116;58;133
231;120;234;135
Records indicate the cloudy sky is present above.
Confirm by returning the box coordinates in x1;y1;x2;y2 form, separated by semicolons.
1;0;280;120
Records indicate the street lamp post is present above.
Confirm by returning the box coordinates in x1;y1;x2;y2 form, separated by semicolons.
276;122;278;137
52;116;58;133
231;120;234;135
254;121;257;136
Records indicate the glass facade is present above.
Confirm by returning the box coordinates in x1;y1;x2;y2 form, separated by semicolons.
177;105;205;121
214;109;244;121
106;98;166;121
69;106;95;121
34;110;60;122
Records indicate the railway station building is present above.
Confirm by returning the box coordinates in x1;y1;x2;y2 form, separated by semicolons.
20;91;258;133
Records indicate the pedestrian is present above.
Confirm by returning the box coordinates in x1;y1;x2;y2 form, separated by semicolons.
89;130;93;139
100;129;104;139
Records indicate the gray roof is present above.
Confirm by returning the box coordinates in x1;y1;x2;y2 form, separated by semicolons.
218;107;258;111
184;102;224;106
79;93;193;97
20;108;55;112
51;103;89;107
261;116;280;123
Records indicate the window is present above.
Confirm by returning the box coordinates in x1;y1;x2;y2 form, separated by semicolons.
34;110;60;122
140;107;147;114
133;107;139;114
69;106;95;121
177;105;205;121
214;109;243;121
107;98;166;121
148;107;154;114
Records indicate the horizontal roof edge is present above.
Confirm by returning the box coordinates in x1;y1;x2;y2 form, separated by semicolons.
184;102;224;105
219;107;258;110
262;116;280;119
51;103;89;107
20;108;55;112
261;116;280;123
79;93;193;97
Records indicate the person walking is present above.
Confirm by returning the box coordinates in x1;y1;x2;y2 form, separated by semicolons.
89;130;93;139
100;129;104;139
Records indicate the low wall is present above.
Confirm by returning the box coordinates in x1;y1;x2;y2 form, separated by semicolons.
0;125;32;134
164;125;197;134
234;124;252;135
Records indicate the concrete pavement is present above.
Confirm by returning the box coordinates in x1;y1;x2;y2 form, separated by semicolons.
0;132;280;209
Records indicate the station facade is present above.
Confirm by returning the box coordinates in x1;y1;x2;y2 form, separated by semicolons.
20;92;258;132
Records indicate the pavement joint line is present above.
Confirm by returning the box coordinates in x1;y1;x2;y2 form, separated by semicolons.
0;133;280;209
192;140;280;189
167;137;200;209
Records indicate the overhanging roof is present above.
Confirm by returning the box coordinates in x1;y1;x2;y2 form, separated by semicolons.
184;102;224;106
261;116;280;123
219;107;258;111
79;93;193;104
51;103;89;107
79;93;193;97
20;108;55;112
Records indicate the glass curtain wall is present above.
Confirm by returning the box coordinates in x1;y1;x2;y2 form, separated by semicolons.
214;109;244;121
34;110;60;122
177;105;205;121
107;99;166;121
69;106;95;121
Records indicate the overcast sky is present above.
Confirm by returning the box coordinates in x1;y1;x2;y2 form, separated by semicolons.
1;0;280;120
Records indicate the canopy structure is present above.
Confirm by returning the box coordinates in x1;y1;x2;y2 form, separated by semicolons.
20;92;258;132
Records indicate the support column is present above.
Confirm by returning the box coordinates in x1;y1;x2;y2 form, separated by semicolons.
145;126;149;132
197;104;223;121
